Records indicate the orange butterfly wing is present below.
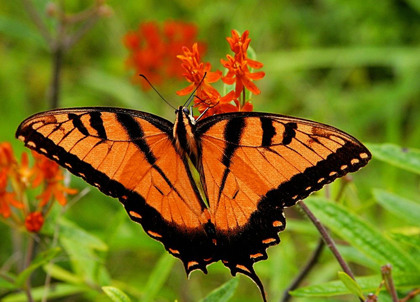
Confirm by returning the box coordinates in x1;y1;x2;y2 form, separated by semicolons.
195;112;371;285
16;107;217;274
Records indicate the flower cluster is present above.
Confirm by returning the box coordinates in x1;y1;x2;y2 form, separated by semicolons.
177;30;265;118
124;20;206;90
0;143;77;233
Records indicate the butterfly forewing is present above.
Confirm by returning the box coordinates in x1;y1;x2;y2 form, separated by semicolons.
16;107;217;274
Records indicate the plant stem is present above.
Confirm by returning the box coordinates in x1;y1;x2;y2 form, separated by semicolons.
24;235;36;302
382;264;399;302
42;187;90;302
281;180;351;301
281;239;325;302
65;13;101;49
21;0;52;45
50;46;63;109
299;201;355;280
400;289;420;302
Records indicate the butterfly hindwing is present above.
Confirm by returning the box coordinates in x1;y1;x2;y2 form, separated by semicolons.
195;112;371;281
16;107;217;274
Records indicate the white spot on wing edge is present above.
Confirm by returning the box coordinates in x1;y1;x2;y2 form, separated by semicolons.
27;141;36;148
360;152;369;159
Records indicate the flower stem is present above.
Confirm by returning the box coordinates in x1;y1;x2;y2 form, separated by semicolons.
21;0;52;45
50;46;63;109
400;289;420;302
42;187;89;302
282;179;352;301
24;234;36;302
382;264;399;302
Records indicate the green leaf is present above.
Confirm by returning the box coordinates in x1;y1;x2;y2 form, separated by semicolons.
366;143;420;175
3;283;88;302
59;218;108;251
199;278;239;302
102;286;131;302
389;230;420;249
15;247;61;287
304;197;419;271
0;277;17;290
338;272;365;300
59;218;108;284
373;189;420;225
0;16;45;46
337;245;378;270
291;272;420;297
141;252;176;302
60;237;102;284
43;263;83;285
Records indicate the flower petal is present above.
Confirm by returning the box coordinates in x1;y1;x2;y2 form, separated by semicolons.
247;71;265;80
247;58;264;69
176;83;196;96
242;76;261;95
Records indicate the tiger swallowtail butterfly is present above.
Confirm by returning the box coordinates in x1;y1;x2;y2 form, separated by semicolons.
16;106;371;301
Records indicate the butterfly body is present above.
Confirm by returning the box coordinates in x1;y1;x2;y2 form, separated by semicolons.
16;107;371;301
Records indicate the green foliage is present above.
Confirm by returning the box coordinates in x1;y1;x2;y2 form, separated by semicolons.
291;272;420;298
3;284;89;302
2;1;420;301
367;143;420;175
337;272;365;300
15;247;61;288
305;197;419;272
374;189;420;225
102;286;131;302
199;278;239;302
141;253;176;302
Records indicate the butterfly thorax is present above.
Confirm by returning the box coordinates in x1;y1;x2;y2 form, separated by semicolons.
173;106;200;164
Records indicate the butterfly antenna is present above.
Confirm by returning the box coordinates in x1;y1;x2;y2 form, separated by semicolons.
196;107;210;121
184;72;207;108
139;74;176;110
194;94;220;121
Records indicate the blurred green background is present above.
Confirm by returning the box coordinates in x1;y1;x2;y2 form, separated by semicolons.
1;0;420;301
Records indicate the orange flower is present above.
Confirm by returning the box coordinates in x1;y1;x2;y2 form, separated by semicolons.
176;30;264;118
124;21;205;90
225;30;264;69
25;212;44;232
164;21;204;79
0;172;24;218
0;142;77;232
221;30;265;98
226;30;251;61
17;152;32;188
221;54;265;97
0;142;16;172
31;151;77;206
195;90;236;118
176;43;222;97
37;181;78;207
31;151;61;187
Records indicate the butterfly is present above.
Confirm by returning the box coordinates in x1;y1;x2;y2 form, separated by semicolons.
16;106;371;301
